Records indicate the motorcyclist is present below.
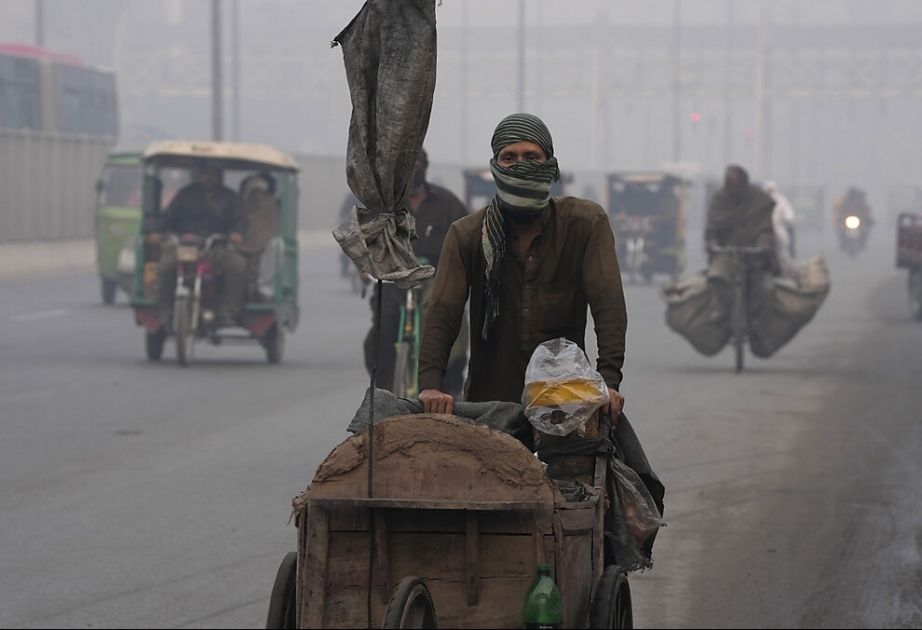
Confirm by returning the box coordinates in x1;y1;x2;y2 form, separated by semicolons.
148;164;247;328
832;187;874;247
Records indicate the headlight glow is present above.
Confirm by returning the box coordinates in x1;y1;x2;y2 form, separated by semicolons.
845;216;861;230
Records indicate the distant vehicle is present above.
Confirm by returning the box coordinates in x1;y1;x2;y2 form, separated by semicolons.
0;43;117;137
887;184;922;227
463;168;571;213
896;212;922;320
607;171;687;282
786;184;826;234
832;187;873;258
95;152;143;304
131;141;301;365
838;213;868;258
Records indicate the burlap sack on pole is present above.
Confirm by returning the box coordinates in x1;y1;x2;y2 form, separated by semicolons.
331;0;437;289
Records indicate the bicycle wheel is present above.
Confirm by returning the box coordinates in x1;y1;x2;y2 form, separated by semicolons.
392;341;414;398
733;281;745;373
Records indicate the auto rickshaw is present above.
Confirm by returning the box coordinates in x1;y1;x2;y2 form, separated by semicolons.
130;141;300;365
95;151;143;304
606;172;687;282
463;168;571;213
897;212;922;320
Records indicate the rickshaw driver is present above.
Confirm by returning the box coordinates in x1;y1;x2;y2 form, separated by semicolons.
147;164;248;328
417;113;627;421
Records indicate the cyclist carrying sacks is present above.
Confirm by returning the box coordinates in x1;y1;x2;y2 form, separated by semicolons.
661;164;830;358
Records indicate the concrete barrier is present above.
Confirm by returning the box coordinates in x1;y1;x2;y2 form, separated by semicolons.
0;129;114;242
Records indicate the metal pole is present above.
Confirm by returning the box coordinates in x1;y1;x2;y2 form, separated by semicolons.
724;0;734;166
35;0;45;47
517;0;525;112
230;0;240;141
460;0;468;164
752;7;767;174
211;0;223;141
672;0;681;162
366;278;383;629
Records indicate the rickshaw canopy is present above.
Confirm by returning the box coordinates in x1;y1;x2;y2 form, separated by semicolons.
142;140;299;172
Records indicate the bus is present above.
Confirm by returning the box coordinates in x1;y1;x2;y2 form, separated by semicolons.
0;43;118;137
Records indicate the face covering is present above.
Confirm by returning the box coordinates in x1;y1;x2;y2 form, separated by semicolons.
489;157;560;214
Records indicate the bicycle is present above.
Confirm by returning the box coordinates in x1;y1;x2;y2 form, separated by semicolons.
706;244;769;373
391;284;423;398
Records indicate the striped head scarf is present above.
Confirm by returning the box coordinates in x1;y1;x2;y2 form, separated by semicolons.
481;113;560;341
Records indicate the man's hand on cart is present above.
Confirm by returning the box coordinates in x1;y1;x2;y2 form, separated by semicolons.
605;388;625;421
419;388;454;415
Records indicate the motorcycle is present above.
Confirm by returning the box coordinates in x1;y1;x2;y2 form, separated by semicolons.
838;214;869;258
168;233;234;366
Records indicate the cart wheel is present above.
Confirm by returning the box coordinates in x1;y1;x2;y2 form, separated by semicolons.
382;576;437;629
265;552;297;630
101;277;118;305
590;565;633;629
145;327;166;361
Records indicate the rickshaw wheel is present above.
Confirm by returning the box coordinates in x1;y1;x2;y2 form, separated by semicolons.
101;278;117;305
382;576;438;629
175;297;193;367
145;327;166;361
262;324;285;364
590;565;633;629
265;551;297;630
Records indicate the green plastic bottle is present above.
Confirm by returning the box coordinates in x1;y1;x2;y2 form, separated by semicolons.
523;563;563;629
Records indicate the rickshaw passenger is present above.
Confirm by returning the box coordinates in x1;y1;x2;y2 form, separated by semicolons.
238;172;280;298
417;113;627;420
150;165;248;327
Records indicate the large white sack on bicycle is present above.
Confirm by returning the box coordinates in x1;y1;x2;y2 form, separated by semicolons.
522;338;610;436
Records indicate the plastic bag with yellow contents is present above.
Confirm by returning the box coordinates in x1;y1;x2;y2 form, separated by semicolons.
522;338;610;436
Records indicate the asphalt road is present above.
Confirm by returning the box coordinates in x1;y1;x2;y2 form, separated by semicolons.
1;225;920;629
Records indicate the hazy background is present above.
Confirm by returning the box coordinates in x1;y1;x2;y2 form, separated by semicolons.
2;0;921;215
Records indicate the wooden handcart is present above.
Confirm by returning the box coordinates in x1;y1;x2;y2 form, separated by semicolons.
266;414;632;629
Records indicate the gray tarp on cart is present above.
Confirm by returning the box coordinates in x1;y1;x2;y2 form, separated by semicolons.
331;0;437;288
348;387;666;541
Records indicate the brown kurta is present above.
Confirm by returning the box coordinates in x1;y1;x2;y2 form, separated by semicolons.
419;196;627;404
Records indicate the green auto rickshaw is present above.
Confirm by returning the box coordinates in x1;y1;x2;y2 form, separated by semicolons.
95;151;143;304
130;141;300;365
